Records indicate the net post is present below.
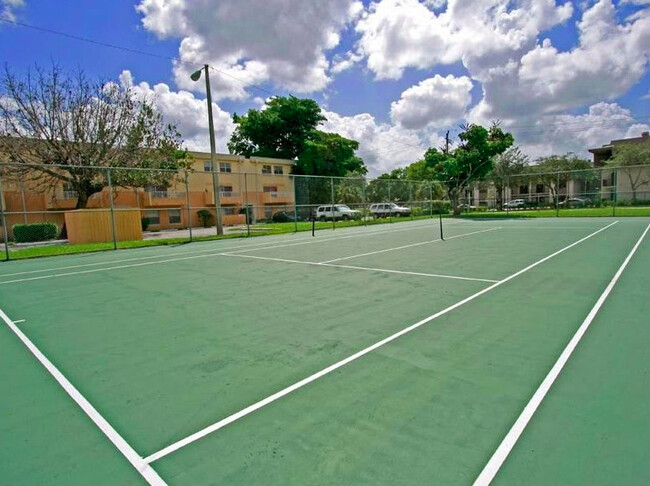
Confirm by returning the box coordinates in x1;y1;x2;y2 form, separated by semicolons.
312;214;315;237
184;170;193;242
106;168;118;250
243;172;251;237
439;211;444;241
0;172;10;261
330;177;335;230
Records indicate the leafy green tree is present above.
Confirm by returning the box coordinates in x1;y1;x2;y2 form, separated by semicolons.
609;141;650;201
335;170;365;205
425;124;514;214
228;96;325;159
532;154;593;202
294;131;366;176
487;146;530;209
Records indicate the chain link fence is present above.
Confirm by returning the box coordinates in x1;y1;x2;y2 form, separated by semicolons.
1;162;649;260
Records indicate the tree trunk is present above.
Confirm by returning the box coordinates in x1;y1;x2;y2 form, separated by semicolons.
75;191;89;209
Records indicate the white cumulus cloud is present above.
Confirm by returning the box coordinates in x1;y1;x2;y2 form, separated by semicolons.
390;74;472;129
136;0;362;99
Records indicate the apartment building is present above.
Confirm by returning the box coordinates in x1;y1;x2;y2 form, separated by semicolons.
0;151;296;237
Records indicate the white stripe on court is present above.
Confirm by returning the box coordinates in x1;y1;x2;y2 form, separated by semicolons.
0;221;450;283
318;227;499;264
220;253;499;283
143;221;618;464
0;308;167;486
471;221;650;486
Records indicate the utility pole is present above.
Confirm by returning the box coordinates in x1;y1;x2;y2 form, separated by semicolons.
444;131;450;154
191;64;223;235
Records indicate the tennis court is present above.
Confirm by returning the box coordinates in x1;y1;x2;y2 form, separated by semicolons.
1;217;649;485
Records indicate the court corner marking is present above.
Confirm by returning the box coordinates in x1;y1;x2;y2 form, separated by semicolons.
0;309;168;486
472;220;649;486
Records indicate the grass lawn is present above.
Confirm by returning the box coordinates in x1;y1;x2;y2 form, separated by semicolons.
457;206;650;218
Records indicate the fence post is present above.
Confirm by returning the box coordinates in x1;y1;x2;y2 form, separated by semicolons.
362;177;368;227
555;172;560;217
184;171;193;242
244;173;251;237
106;168;118;250
19;173;27;224
0;172;10;261
330;177;335;230
409;182;414;220
388;181;392;222
429;182;433;218
613;167;618;217
505;176;509;215
293;175;298;233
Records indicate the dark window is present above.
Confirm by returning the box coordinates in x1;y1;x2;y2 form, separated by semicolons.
536;184;545;193
262;165;271;174
146;210;160;225
168;209;181;224
273;165;284;175
519;185;529;194
219;162;232;173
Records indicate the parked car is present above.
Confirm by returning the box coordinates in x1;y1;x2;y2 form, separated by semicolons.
558;197;590;207
314;205;362;221
369;203;412;218
503;199;526;208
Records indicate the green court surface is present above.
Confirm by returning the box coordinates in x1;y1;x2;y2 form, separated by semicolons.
1;217;649;485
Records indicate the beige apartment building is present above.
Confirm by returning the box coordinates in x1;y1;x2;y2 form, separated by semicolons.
0;150;296;238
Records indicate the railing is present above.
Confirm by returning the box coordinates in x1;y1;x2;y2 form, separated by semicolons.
147;191;185;199
219;191;240;198
62;191;78;199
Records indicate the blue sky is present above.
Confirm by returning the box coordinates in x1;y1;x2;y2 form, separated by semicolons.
1;0;649;175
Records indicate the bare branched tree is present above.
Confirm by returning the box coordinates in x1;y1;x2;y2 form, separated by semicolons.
0;64;188;208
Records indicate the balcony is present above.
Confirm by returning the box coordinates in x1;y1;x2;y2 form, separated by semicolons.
142;190;186;207
219;191;241;205
46;191;79;209
262;191;293;204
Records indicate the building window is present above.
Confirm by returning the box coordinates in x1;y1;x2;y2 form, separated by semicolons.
273;165;284;175
264;206;273;219
222;207;236;215
219;185;234;196
146;210;160;225
559;180;567;189
203;161;213;172
262;165;272;174
263;186;278;192
519;185;529;194
219;162;232;173
536;184;545;193
168;209;181;224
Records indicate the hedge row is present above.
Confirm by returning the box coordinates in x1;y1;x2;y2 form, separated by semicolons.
12;223;59;243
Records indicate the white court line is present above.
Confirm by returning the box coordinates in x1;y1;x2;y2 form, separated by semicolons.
319;227;499;264
13;319;26;323
220;253;498;283
0;220;449;281
0;308;167;486
143;221;618;464
472;221;650;486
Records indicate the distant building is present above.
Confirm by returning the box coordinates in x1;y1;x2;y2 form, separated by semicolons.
588;131;650;165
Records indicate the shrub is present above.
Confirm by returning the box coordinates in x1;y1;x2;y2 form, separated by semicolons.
272;211;290;223
13;222;58;243
412;206;423;216
141;217;151;231
431;200;451;214
197;209;214;228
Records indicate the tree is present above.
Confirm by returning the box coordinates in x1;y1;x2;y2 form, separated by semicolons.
294;131;366;176
487;146;530;209
609;141;650;201
532;154;593;203
227;96;325;159
228;96;367;177
425;124;514;214
0;65;185;208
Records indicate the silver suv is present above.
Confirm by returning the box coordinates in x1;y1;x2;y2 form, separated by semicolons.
314;205;362;221
369;203;411;218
